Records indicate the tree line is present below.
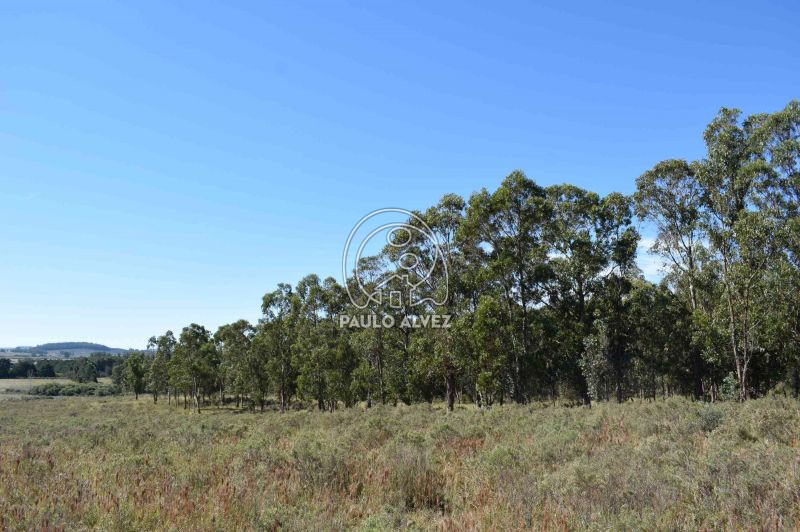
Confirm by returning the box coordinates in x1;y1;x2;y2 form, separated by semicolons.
119;101;799;411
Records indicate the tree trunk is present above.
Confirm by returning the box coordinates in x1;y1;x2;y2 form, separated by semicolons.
721;255;746;400
445;369;456;412
193;378;201;413
687;267;704;400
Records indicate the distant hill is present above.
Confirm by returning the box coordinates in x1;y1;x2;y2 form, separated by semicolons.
33;342;124;352
5;342;132;357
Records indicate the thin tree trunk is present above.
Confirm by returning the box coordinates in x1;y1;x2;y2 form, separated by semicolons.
445;369;456;412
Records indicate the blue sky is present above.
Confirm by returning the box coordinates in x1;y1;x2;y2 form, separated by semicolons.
1;0;798;348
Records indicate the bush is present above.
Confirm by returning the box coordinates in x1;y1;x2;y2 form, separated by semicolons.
27;382;121;397
696;406;724;433
721;372;740;401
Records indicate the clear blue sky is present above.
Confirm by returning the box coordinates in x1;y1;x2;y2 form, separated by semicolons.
1;1;798;348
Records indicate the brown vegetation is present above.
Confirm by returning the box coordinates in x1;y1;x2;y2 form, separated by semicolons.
1;395;799;530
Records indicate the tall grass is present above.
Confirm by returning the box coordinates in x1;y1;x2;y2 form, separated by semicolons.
0;396;798;530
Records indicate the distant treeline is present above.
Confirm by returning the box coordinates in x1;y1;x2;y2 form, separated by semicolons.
0;353;121;382
107;101;798;411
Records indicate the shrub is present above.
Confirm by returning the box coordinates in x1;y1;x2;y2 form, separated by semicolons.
696;406;724;433
27;382;121;397
721;372;740;401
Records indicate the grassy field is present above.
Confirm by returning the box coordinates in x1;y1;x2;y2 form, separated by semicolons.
1;396;799;530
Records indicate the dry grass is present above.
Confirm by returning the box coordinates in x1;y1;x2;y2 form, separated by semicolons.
1;396;799;530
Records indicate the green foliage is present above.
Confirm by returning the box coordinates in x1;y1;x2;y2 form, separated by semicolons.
147;331;175;404
0;358;12;378
34;360;56;378
721;372;740;401
122;351;148;399
580;325;611;402
11;360;37;378
67;358;99;383
695;406;724;433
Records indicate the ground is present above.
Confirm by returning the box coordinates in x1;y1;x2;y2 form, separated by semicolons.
0;395;798;530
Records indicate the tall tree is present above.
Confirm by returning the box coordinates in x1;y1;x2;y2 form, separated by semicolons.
147;331;175;404
635;160;706;397
463;171;551;402
175;324;216;412
124;351;147;400
260;283;298;412
697;108;781;399
214;320;253;407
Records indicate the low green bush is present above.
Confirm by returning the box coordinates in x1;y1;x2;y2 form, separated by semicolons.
27;382;121;397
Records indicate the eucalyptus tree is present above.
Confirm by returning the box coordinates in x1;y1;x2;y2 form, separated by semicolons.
463;171;552;403
348;326;384;407
345;257;391;405
284;275;359;411
626;280;691;399
123;351;147;400
631;102;798;399
317;276;358;409
689;107;792;398
541;185;639;403
695;108;759;398
214;320;254;406
175;323;216;412
260;283;299;412
542;184;604;403
635;160;706;397
758;101;800;391
247;325;277;411
593;192;640;402
168;341;192;408
293;274;334;409
147;331;175;404
401;194;471;410
470;293;513;405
